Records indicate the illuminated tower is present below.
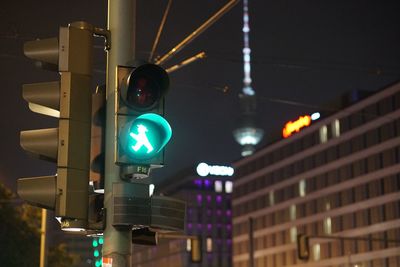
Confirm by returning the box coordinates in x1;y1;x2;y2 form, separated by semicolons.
233;0;264;156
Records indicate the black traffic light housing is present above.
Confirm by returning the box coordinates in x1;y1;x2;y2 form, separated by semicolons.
116;63;171;179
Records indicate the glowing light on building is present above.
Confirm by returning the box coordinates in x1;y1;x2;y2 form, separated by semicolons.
311;112;320;120
196;162;234;177
282;115;312;138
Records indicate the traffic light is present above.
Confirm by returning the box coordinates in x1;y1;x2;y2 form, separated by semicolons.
17;21;94;222
297;234;310;260
116;64;171;178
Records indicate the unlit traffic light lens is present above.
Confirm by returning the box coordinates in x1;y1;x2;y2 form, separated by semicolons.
126;76;160;110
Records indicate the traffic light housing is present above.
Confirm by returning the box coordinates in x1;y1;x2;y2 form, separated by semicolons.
17;21;94;222
116;64;171;178
297;234;310;260
132;228;158;246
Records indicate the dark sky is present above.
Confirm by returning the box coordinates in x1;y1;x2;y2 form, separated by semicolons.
1;0;400;191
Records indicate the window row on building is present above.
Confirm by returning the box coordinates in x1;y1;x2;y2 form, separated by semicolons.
233;144;400;221
234;90;400;180
234;117;400;200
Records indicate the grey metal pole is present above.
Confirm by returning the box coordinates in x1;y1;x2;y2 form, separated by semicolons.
103;0;136;266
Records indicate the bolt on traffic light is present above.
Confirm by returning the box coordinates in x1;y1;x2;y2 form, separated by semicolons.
116;64;171;178
17;21;94;223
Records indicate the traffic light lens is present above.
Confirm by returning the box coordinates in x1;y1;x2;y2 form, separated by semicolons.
92;240;98;247
119;113;172;161
99;237;104;244
94;250;100;257
126;76;160;110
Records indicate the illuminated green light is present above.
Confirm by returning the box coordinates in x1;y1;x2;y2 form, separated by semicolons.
92;240;98;247
94;250;100;257
95;260;101;267
130;125;154;153
120;113;172;161
99;237;104;245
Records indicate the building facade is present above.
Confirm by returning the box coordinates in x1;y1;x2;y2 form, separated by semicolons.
232;83;400;267
133;165;234;267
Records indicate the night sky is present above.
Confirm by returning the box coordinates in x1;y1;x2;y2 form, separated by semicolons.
1;0;400;191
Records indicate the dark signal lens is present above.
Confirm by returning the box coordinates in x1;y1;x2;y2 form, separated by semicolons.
126;75;160;110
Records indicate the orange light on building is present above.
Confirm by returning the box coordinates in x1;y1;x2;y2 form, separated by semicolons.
282;115;312;138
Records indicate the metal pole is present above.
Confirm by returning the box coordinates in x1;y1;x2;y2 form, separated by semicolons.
149;0;172;62
155;0;240;66
165;51;206;73
104;0;136;266
39;209;47;267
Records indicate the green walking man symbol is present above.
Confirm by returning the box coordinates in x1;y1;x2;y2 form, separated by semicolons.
130;124;154;153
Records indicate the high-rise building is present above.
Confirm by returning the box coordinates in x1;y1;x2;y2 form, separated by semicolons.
232;83;400;267
133;164;234;267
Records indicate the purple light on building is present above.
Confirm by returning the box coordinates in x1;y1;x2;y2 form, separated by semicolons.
226;210;232;217
194;179;202;187
227;239;232;246
204;179;211;187
207;209;212;216
226;224;232;231
217;209;222;216
206;195;212;202
216;195;222;203
197;194;202;204
207;224;212;231
188;223;192;229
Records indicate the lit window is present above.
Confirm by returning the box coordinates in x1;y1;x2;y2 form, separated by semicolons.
325;202;331;211
186;238;191;251
290;227;297;243
269;191;275;205
225;181;233;193
290;205;296;221
215;180;223;193
332;119;340;138
324;217;332;235
313;243;320;261
206;237;212;252
299;179;306;197
319;125;328;143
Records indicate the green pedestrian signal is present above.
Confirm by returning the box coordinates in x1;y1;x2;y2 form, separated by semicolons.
116;64;171;178
119;113;172;161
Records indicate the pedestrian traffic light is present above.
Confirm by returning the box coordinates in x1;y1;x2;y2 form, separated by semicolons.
17;21;94;221
116;64;171;178
297;234;310;260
